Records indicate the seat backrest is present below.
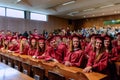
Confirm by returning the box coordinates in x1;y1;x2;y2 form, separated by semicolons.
22;63;31;76
32;66;45;80
48;71;65;80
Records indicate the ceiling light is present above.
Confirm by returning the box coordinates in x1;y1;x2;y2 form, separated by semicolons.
100;4;114;9
67;11;79;16
83;8;95;12
102;13;105;15
114;11;117;13
62;0;76;6
17;0;22;3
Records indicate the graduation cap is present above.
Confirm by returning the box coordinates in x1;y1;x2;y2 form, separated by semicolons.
10;37;17;41
71;34;80;40
89;34;96;39
21;36;28;40
29;37;37;42
116;32;120;36
95;36;104;41
39;37;45;42
103;35;112;40
47;36;55;42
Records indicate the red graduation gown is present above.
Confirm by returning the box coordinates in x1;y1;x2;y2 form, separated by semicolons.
108;48;119;62
64;49;84;67
34;49;44;57
20;45;29;55
87;51;109;72
44;43;67;63
84;43;94;56
28;47;38;56
8;44;20;53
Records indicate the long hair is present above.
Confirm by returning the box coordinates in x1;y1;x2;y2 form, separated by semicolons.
2;39;9;50
38;41;46;53
93;38;104;54
103;39;113;53
69;37;81;52
29;39;38;49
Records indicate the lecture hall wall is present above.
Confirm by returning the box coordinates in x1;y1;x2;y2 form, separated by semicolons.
75;14;120;29
0;15;69;33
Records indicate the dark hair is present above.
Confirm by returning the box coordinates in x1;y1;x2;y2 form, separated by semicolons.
38;42;45;53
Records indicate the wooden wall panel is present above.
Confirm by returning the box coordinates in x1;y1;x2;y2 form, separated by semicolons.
0;15;69;33
75;14;120;29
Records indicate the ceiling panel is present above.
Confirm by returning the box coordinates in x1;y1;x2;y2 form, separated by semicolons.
0;0;120;19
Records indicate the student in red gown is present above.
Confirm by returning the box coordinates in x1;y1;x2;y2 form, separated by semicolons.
84;34;96;58
112;32;120;47
112;33;120;62
19;36;29;55
103;35;118;80
1;38;9;52
28;37;38;56
64;34;84;67
37;36;66;63
33;37;46;58
8;37;20;53
83;36;109;74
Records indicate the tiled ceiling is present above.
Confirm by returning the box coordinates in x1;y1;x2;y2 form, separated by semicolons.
0;0;120;19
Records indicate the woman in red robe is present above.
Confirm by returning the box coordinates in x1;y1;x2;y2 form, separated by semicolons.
84;34;96;58
19;36;29;55
83;36;109;73
8;37;20;53
37;36;67;63
28;37;38;56
103;35;118;80
64;34;84;67
33;37;46;58
1;38;9;52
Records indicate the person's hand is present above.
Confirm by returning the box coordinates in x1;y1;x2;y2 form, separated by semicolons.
83;66;92;73
65;61;72;66
32;56;36;59
53;59;59;63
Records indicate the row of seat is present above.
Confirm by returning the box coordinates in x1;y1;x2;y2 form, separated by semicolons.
0;53;73;80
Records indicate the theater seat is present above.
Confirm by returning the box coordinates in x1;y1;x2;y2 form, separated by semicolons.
14;60;22;71
7;57;14;67
22;62;32;76
48;71;65;80
32;66;45;80
0;54;2;62
2;55;8;64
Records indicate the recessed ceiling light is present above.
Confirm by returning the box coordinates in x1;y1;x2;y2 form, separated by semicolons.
62;0;76;6
102;13;105;15
100;4;114;9
83;8;95;12
114;11;117;13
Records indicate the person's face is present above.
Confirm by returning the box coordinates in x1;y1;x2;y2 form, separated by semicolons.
31;39;36;46
22;38;27;44
96;39;102;49
39;41;45;48
117;35;120;40
104;39;110;48
91;37;95;44
50;40;57;48
73;37;79;48
4;40;8;45
12;39;17;45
